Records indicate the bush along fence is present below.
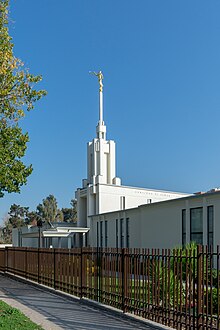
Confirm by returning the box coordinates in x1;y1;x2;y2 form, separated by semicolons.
0;245;220;330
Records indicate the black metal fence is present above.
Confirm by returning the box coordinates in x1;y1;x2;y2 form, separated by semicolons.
0;246;219;329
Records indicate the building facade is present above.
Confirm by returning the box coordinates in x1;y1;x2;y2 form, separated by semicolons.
90;190;219;250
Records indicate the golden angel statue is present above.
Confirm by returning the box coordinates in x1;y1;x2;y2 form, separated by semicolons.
89;71;104;92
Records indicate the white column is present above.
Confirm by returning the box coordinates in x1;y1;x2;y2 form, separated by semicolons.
83;233;86;247
99;90;103;124
68;236;72;249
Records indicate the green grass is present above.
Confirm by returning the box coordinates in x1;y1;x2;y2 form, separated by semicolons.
0;300;43;330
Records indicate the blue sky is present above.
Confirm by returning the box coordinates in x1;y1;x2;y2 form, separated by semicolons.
1;0;220;222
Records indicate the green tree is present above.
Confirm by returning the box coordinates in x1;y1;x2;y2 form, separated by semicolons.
8;203;29;227
25;210;39;225
62;199;77;223
0;0;47;197
55;209;64;222
37;194;58;223
0;215;10;243
2;203;29;242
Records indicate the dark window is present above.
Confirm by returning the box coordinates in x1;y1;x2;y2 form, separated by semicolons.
105;221;108;247
97;222;99;247
120;218;124;248
126;218;130;248
100;221;103;248
182;209;186;247
207;206;214;249
190;207;203;245
116;219;118;249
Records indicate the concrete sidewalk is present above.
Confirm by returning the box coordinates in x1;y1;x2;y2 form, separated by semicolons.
0;274;173;330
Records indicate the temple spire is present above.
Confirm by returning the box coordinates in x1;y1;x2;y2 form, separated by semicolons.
90;70;106;139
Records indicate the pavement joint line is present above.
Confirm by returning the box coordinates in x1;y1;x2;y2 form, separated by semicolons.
1;272;175;330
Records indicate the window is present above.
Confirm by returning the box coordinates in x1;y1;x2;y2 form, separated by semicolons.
126;218;130;248
207;206;214;249
100;221;103;248
105;221;108;247
182;209;186;247
120;218;124;248
190;207;203;245
116;219;118;248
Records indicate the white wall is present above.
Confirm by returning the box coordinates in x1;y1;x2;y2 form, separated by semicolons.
90;192;220;249
97;184;189;214
77;182;190;246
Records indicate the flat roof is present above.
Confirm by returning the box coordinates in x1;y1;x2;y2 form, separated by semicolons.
79;183;190;195
21;227;90;238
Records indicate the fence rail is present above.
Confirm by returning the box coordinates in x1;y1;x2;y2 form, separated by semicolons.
0;246;219;330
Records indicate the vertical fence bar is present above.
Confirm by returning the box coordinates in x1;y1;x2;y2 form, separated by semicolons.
197;245;203;329
80;247;83;298
25;247;27;279
5;248;7;272
4;248;6;273
37;248;40;283
191;247;195;330
205;245;208;328
53;249;56;289
98;247;100;302
217;245;220;330
185;249;188;329
121;248;125;313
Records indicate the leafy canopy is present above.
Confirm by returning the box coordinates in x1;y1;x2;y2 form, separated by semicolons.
1;203;29;243
37;194;58;223
0;0;47;197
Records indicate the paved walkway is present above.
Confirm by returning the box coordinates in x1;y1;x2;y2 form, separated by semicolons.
0;274;171;330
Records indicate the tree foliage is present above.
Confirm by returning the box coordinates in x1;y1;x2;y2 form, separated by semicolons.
25;210;40;225
36;195;77;223
0;125;32;197
8;203;29;226
0;0;47;197
0;196;77;242
37;194;58;223
62;199;77;223
1;203;29;243
55;209;64;222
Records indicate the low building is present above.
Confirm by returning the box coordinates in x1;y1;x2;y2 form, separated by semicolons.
12;222;89;248
90;189;219;249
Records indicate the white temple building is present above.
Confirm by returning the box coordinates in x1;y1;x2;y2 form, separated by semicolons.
13;72;220;250
76;72;190;246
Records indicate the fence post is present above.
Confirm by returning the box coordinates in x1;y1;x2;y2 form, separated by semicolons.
53;249;56;289
5;247;8;272
97;247;101;303
96;246;99;302
121;248;125;313
13;247;15;273
37;248;40;283
197;245;203;329
25;247;27;279
80;247;83;299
